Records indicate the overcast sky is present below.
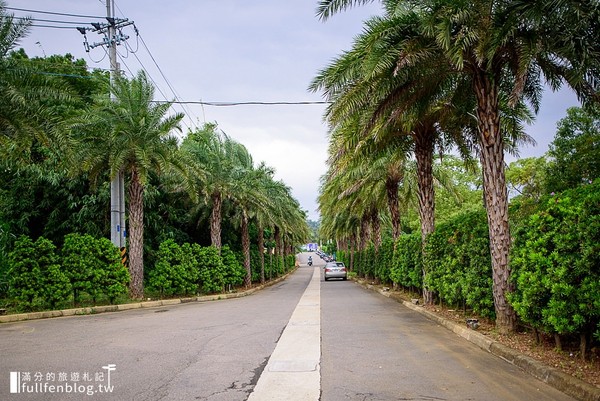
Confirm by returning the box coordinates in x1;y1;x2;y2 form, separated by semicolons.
12;0;580;221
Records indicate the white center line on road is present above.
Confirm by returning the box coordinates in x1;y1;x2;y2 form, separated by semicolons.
248;265;321;401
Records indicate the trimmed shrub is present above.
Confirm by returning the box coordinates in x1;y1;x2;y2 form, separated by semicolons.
197;245;225;294
423;210;493;317
8;236;70;309
250;245;262;283
285;254;295;270
390;233;422;290
510;181;600;349
221;245;245;289
147;239;199;297
375;238;395;284
62;234;129;304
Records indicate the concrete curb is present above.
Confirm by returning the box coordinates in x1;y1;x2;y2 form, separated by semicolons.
354;279;600;401
0;268;296;324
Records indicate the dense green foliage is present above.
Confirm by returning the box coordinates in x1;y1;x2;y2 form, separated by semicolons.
221;245;246;290
345;210;494;318
3;234;298;310
147;239;199;297
424;210;494;318
62;233;129;304
545;106;600;193
8;236;70;310
374;238;394;284
390;234;422;290
146;240;295;298
6;234;127;310
196;245;226;294
510;181;600;342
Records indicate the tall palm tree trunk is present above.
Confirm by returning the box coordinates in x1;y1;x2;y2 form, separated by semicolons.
349;234;356;272
210;192;222;249
371;209;381;252
414;129;435;305
386;177;402;240
128;169;145;299
359;213;370;251
241;211;252;288
274;226;283;274
474;71;517;334
258;225;265;284
284;239;291;269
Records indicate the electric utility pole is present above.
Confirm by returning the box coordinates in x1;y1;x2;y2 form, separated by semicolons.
106;0;126;250
77;1;133;251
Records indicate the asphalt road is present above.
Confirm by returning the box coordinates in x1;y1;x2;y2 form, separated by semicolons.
317;255;573;401
0;265;313;401
0;252;576;400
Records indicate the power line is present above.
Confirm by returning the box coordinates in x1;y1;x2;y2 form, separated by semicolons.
6;6;104;19
30;24;79;30
110;1;198;128
19;1;200;130
37;71;95;79
14;16;88;25
157;100;331;106
26;60;109;73
136;33;200;126
116;50;192;132
12;65;328;107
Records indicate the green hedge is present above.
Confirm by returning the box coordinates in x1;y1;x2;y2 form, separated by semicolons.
4;234;304;310
390;233;422;290
8;236;70;310
509;181;600;343
346;181;599;346
148;241;281;297
62;234;129;304
147;239;200;297
353;210;494;318
424;210;494;317
7;234;128;310
221;245;245;290
374;238;394;284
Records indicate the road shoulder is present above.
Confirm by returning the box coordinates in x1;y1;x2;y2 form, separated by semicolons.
353;278;600;401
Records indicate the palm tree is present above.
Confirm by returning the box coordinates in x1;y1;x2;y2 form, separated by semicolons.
181;123;253;250
311;10;472;302
73;70;183;299
326;115;412;241
0;2;72;161
422;0;600;332
228;157;275;288
317;0;600;332
268;182;309;273
253;163;282;284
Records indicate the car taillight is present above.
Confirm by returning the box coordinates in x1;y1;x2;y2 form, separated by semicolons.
325;268;331;272
341;268;346;272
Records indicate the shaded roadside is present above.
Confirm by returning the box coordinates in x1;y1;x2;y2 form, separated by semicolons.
353;277;600;401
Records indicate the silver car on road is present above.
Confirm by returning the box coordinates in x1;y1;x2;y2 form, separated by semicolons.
324;261;347;281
